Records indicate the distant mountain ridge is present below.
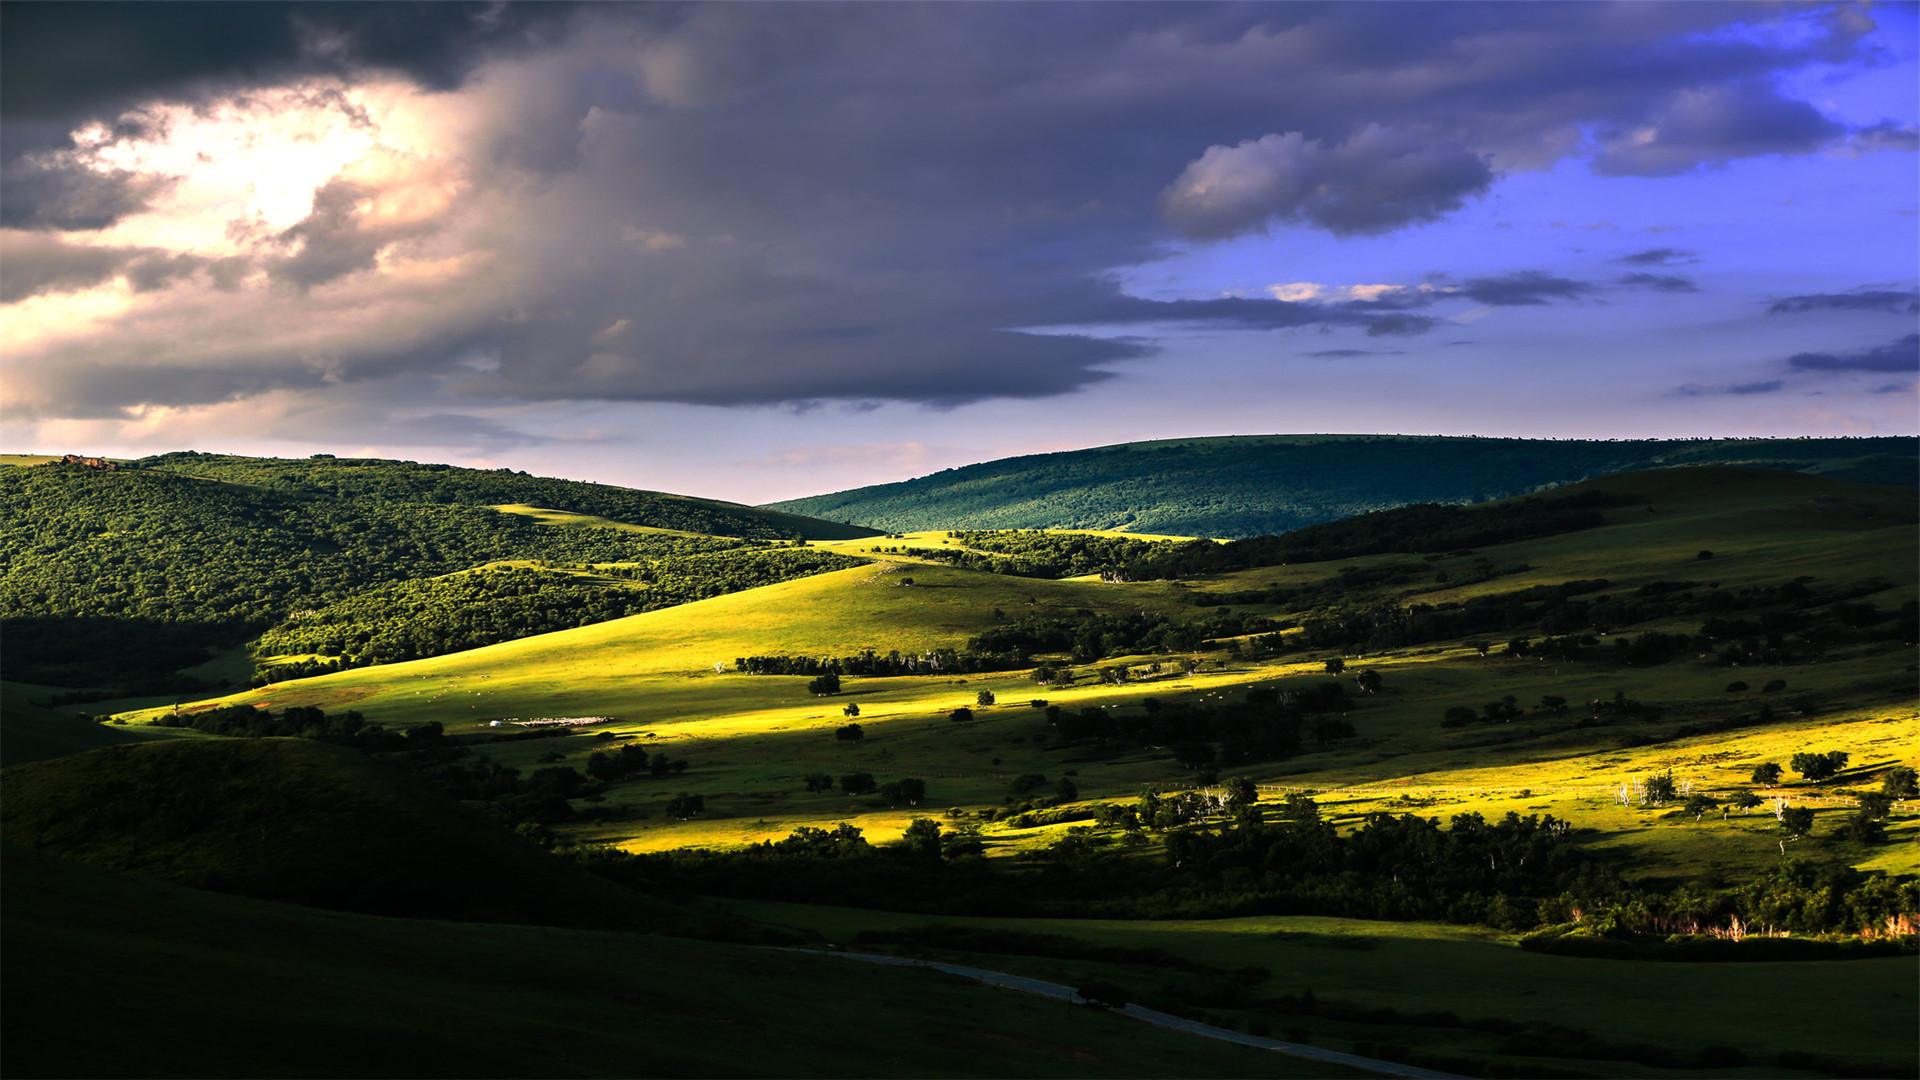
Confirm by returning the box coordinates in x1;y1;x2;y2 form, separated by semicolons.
763;434;1919;537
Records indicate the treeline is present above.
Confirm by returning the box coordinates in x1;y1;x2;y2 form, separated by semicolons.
139;451;849;539
253;549;857;678
966;608;1283;662
734;648;1030;677
1287;573;1909;659
579;799;1918;945
907;492;1620;582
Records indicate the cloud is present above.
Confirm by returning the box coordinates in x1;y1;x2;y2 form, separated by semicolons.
1162;125;1494;239
1304;348;1403;359
1614;248;1696;266
1590;79;1844;177
1;2;1906;423
1672;379;1783;397
1455;271;1589;306
1768;290;1920;315
1618;272;1699;293
1787;334;1920;373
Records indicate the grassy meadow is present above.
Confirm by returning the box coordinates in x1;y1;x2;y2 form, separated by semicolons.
29;466;1915;1078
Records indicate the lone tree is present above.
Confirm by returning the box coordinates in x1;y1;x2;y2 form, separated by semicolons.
1882;766;1918;799
835;722;864;742
841;772;878;796
1780;805;1816;837
880;777;927;806
808;672;841;696
1354;668;1383;694
1791;750;1849;783
949;707;973;723
1750;762;1783;786
1643;772;1677;805
1224;776;1259;810
1323;657;1346;675
843;703;860;718
666;793;705;820
803;773;834;792
976;689;996;708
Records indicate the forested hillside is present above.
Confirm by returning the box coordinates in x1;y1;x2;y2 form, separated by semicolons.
0;459;860;691
765;434;1918;537
142;451;878;540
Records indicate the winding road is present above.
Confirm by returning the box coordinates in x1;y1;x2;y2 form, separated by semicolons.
797;948;1466;1079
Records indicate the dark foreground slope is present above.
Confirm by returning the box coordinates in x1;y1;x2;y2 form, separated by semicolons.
765;434;1918;536
1;842;1351;1079
0;738;676;929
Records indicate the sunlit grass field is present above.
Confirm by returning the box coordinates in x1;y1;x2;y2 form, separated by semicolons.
108;470;1917;888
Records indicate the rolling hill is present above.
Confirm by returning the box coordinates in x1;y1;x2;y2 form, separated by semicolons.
762;434;1919;537
8;463;1915;1079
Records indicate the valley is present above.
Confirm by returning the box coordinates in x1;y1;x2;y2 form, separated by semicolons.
3;452;1915;1079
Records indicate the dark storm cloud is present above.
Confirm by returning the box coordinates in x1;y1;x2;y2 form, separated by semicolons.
5;1;1907;417
1618;272;1699;293
0;1;572;121
0;158;176;231
1767;290;1920;315
1787;334;1920;374
1615;248;1696;266
0;232;206;302
1456;272;1589;306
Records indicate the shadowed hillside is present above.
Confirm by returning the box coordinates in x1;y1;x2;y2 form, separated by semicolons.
764;434;1918;536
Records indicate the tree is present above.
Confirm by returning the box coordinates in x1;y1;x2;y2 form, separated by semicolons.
808;672;841;696
804;773;834;792
840;772;877;795
1882;766;1918;799
1053;777;1079;804
1354;668;1383;694
1682;794;1717;821
1323;657;1346;675
1441;705;1478;728
976;689;996;707
1790;750;1848;783
1731;790;1764;811
900;817;942;857
666;793;705;819
949;707;973;723
843;703;860;717
835;722;864;741
1750;762;1782;786
1224;776;1258;810
880;778;927;806
1643;772;1676;805
1779;805;1815;837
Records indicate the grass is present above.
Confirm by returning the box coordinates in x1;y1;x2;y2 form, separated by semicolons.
101;469;1918;882
720;899;1919;1072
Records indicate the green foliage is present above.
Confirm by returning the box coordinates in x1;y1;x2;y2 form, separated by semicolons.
0;463;851;688
254;549;856;677
766;434;1917;537
1791;750;1850;782
143;451;873;539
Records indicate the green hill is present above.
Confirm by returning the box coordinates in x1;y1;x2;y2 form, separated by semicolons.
763;434;1918;536
0;456;871;692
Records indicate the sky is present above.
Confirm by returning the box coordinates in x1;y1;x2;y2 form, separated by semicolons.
2;1;1915;504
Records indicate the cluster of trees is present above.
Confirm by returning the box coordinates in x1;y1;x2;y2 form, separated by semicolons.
1041;680;1358;770
967;608;1279;664
733;648;1030;677
584;743;687;783
800;773;928;804
254;549;855;677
